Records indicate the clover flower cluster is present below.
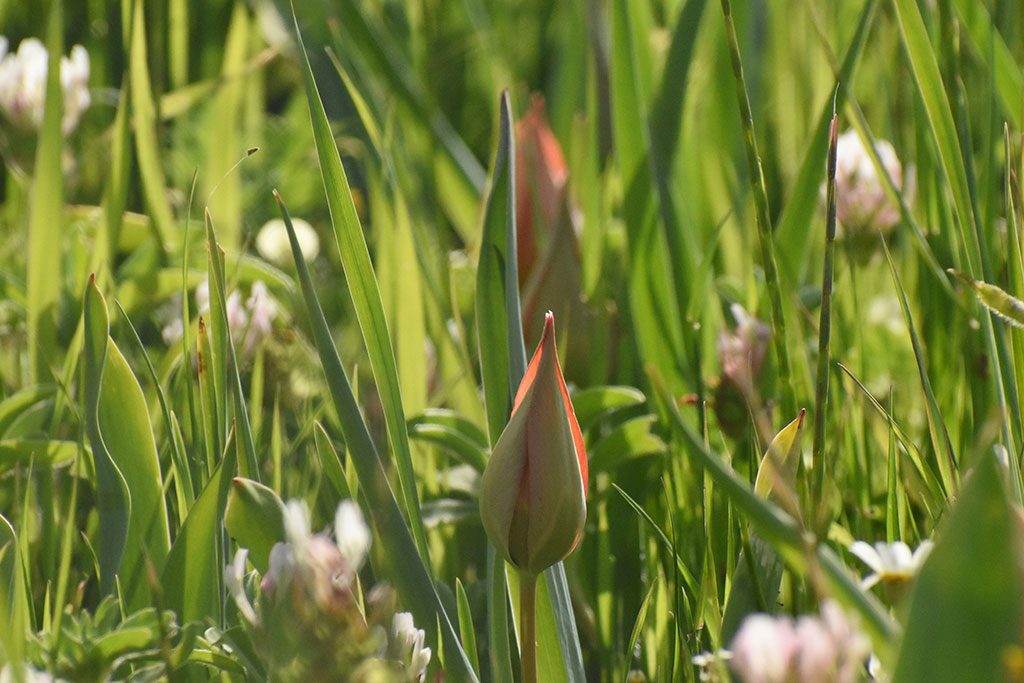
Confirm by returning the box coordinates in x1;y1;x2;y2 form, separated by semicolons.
161;280;279;355
0;37;90;134
726;601;872;683
225;500;431;682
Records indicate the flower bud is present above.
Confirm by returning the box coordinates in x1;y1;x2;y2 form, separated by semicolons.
479;312;588;575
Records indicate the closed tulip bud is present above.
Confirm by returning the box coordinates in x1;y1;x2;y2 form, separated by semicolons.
480;312;588;576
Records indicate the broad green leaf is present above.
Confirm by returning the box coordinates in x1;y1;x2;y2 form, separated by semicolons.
84;277;172;609
0;440;80;472
0;386;57;439
274;191;478;681
408;411;488;473
894;456;1020;681
26;0;64;382
224;477;287;573
113;300;194;507
587;415;667;472
295;15;429;561
571;386;647;433
162;432;237;625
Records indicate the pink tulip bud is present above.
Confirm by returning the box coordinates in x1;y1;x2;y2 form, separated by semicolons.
479;312;588;575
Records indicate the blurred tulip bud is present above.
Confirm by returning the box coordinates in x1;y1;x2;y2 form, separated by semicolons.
480;312;588;575
515;95;569;283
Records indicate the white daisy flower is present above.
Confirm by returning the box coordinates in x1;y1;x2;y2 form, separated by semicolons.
849;539;933;590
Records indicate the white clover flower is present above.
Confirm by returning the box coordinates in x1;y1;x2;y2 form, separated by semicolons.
729;601;871;683
195;280;210;314
729;613;800;683
282;499;312;548
0;37;90;133
390;611;431;682
831;129;903;234
718;303;770;387
0;664;53;683
334;499;371;571
161;317;184;346
849;539;933;590
244;280;277;352
195;280;277;354
256;217;320;267
225;290;248;340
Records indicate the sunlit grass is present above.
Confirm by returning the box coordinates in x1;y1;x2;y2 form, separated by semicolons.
0;0;1023;681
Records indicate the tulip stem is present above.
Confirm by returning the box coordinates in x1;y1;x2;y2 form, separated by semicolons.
519;571;538;683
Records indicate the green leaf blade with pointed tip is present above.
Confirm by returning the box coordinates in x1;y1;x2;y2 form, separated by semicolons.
161;435;237;625
894;456;1021;682
294;12;429;564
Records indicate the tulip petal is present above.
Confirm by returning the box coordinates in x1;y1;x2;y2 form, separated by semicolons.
514;312;588;495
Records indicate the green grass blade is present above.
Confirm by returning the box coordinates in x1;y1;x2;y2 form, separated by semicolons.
611;0;688;394
647;366;898;646
293;16;430;563
274;190;478;682
161;428;236;625
719;0;793;414
837;363;943;518
128;0;173;251
313;421;353;502
168;0;188;89
952;0;1021;129
623;578;658;683
203;2;249;250
880;239;958;498
455;578;481;677
205;211;261;481
0;514;28;663
811;116;839;507
26;0;64;382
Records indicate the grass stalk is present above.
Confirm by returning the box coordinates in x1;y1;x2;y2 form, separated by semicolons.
719;0;794;417
811;113;839;515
